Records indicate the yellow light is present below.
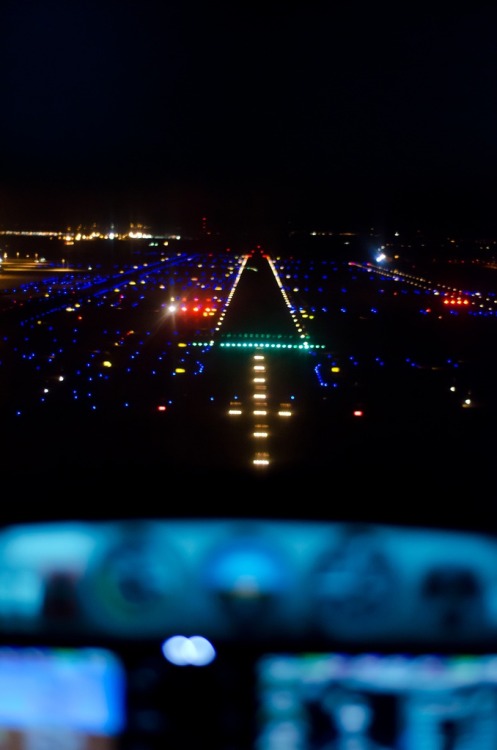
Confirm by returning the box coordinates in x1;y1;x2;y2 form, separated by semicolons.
253;452;270;467
175;368;186;374
102;360;112;368
331;366;340;373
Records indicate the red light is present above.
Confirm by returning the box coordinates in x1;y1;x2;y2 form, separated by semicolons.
353;409;364;417
157;405;167;412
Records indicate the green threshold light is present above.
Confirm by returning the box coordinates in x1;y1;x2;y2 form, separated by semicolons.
187;334;326;350
218;340;324;350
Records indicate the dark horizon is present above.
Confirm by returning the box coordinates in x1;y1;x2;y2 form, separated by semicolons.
2;4;497;243
2;187;497;246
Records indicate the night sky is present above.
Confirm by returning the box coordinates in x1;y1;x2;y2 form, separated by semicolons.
1;1;497;239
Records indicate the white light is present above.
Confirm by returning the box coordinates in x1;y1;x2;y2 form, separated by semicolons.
162;635;216;666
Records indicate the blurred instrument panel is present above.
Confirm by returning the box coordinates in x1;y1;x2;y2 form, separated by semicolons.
0;519;496;646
